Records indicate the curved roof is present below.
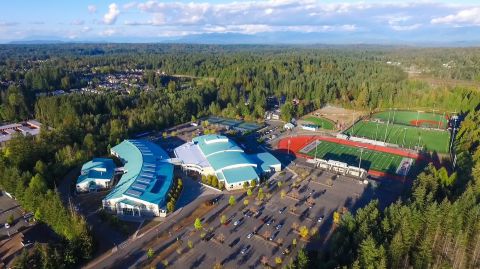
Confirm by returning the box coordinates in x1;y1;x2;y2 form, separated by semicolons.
177;134;281;186
77;158;115;184
207;151;255;171
105;140;173;207
192;134;243;157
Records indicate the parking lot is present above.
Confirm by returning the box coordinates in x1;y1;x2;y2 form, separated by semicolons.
117;117;405;268
0;193;31;237
151;161;395;269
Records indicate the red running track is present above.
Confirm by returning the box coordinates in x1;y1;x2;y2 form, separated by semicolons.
277;135;424;181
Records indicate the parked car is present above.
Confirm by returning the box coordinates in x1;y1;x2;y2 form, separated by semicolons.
269;231;279;241
4;223;10;229
241;245;251;255
276;224;283;230
229;237;240;248
247;233;253;239
318;216;324;223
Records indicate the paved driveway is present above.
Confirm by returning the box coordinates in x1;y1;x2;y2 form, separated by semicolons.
0;193;29;237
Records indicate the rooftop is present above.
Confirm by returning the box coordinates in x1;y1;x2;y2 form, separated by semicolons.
105;140;173;207
192;134;243;157
249;152;281;173
221;166;259;184
185;134;280;185
77;158;115;184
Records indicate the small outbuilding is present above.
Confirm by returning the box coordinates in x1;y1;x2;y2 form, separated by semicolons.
284;122;295;130
76;158;115;192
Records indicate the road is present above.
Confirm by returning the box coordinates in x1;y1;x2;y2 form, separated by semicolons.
83;192;218;269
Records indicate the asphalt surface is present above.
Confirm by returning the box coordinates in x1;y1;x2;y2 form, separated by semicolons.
82;120;406;269
148;167;381;269
0;193;29;237
83;192;219;269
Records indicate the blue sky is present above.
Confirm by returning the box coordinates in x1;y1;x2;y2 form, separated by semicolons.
1;0;479;43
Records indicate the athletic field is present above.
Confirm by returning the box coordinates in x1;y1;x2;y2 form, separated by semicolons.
345;120;450;153
372;110;449;129
304;116;335;130
304;140;409;174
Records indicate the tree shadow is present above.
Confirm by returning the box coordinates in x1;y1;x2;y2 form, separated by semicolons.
190;253;206;269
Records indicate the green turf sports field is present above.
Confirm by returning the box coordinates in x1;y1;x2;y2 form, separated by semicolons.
305;140;407;174
372;110;448;128
345;120;450;153
304;116;335;130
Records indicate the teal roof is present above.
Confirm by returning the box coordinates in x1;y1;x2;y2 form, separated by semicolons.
77;158;115;185
192;134;242;157
249;152;281;173
190;134;281;185
105;140;173;207
222;166;259;184
207;151;254;171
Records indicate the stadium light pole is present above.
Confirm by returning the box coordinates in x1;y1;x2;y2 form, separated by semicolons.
403;128;407;148
449;117;458;153
352;109;355;134
314;139;318;161
416;133;420;150
384;109;391;143
358;147;365;171
439;112;444;129
416;111;420;127
392;108;396;124
375;123;379;140
287;139;291;155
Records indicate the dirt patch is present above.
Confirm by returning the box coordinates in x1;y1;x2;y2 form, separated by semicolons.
309;105;368;131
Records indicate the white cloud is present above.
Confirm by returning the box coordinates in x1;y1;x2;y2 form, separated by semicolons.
380;15;422;31
26;1;469;41
88;5;97;14
391;24;421;31
203;24;273;34
123;2;137;10
201;24;357;34
82;26;92;33
100;28;116;36
431;7;480;25
104;3;120;25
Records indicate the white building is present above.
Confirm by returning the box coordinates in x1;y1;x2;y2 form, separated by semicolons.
174;134;281;190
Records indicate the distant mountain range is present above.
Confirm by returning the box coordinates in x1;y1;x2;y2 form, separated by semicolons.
4;31;480;46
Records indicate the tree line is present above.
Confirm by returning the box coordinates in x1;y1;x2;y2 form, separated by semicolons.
0;44;478;267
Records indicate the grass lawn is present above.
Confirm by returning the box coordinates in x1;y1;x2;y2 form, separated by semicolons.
345;120;450;153
304;116;335;130
372;110;448;128
305;140;406;174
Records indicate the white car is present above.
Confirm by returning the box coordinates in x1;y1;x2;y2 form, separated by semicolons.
4;223;10;229
247;233;253;239
234;220;240;226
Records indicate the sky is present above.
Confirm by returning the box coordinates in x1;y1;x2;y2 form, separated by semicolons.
1;0;480;44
